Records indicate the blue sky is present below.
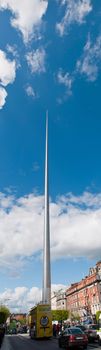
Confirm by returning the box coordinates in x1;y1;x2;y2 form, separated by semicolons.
0;0;101;312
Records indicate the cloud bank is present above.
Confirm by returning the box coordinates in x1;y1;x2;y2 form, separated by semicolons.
0;284;66;312
0;190;101;271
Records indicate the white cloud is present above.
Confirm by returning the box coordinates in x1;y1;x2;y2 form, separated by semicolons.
76;34;101;81
56;0;92;36
0;192;14;208
57;69;73;95
32;162;40;171
6;45;20;69
0;86;7;109
6;44;18;58
26;48;46;74
51;285;66;296
0;50;16;86
0;191;101;272
62;191;101;208
57;34;101;98
0;284;66;312
0;49;18;108
0;0;48;43
25;85;38;99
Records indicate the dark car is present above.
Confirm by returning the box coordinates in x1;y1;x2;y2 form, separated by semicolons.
0;325;5;347
84;324;99;342
58;327;88;349
9;328;17;335
75;325;87;333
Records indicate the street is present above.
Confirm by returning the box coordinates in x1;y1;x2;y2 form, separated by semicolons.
1;335;58;350
1;335;101;350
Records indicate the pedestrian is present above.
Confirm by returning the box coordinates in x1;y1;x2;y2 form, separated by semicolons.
53;323;57;337
56;323;59;335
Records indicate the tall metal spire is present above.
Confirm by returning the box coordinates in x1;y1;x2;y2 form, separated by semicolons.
42;111;51;304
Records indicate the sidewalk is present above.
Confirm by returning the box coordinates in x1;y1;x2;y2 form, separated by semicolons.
1;336;12;350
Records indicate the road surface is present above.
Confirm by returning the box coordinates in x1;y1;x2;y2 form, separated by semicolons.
1;335;101;350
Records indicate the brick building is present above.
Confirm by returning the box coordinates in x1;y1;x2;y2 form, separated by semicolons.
11;313;26;323
66;261;101;317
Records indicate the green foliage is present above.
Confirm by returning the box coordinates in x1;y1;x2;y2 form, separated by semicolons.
70;312;80;321
9;321;17;331
96;311;101;322
18;319;26;325
52;310;69;322
0;305;10;324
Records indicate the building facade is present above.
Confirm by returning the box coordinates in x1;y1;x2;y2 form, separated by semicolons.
51;289;66;310
51;292;57;310
10;313;26;322
66;261;101;317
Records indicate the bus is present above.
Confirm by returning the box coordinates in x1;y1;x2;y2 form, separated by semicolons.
29;304;53;339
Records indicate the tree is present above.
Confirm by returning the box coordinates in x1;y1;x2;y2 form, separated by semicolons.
96;311;101;323
52;310;69;322
9;320;17;331
70;312;80;321
17;319;26;325
0;305;10;324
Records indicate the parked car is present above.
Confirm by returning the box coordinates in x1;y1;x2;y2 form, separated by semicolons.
8;328;17;335
75;325;87;333
0;324;5;347
84;324;99;342
18;326;27;334
96;329;101;345
58;327;88;349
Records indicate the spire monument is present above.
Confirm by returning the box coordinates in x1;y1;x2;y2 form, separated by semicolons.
42;111;51;305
